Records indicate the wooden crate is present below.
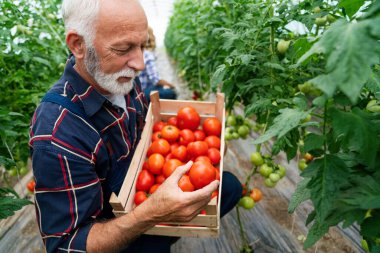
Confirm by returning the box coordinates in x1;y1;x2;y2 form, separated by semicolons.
109;91;226;237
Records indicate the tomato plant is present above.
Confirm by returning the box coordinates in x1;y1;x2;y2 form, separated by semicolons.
167;0;380;250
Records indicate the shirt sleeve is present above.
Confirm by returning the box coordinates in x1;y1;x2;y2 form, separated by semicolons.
144;52;160;86
30;105;103;253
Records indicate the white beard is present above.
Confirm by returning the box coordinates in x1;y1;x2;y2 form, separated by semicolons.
84;47;139;95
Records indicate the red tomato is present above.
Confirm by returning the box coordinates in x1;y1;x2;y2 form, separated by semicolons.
149;183;161;194
27;179;36;193
142;160;150;171
193;130;206;141
187;141;209;160
250;188;263;202
177;106;200;131
207;148;221;165
188;161;216;189
215;167;220;181
152;131;162;142
172;145;187;162
202;117;222;137
161;125;180;143
195;156;212;164
153;121;167;132
179;129;195;146
165;153;175;162
211;190;218;199
242;183;248;196
150;139;171;156
134;191;148;205
148;153;165;174
170;143;179;152
204;135;221;149
163;159;183;178
156;174;166;184
167;116;178;127
178;175;195;192
200;210;206;215
136;170;155;191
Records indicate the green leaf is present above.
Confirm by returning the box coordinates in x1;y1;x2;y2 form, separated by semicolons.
342;175;380;209
307;155;349;221
253;108;309;144
361;211;380;238
304;219;330;249
330;107;379;168
338;0;365;18
0;187;32;220
305;210;316;226
303;133;324;153
288;178;311;213
211;64;226;87
298;18;380;103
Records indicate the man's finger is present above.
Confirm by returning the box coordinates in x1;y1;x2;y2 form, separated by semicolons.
187;180;219;202
167;160;193;183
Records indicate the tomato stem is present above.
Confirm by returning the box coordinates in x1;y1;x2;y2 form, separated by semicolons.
236;206;252;252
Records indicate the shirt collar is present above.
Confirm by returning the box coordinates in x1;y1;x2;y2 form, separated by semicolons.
63;55;109;117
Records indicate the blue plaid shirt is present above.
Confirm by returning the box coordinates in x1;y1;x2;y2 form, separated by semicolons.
138;50;160;90
29;55;148;253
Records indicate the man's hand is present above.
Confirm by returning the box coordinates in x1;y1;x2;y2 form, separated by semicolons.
137;161;219;223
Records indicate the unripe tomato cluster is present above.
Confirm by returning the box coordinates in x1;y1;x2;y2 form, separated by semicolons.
225;114;253;140
239;185;263;210
250;152;286;188
134;106;221;206
298;152;314;171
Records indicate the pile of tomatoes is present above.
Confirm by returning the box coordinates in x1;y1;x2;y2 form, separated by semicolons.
134;106;222;206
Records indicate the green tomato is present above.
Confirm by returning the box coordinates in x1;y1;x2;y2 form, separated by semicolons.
243;119;253;129
232;132;240;139
238;125;250;138
235;115;244;125
313;6;321;13
277;39;290;54
226;127;234;134
366;100;380;113
269;173;280;183
8;168;18;177
301;114;312;123
239;196;255;209
364;209;373;219
225;132;233;141
315;16;327;26
361;239;369;252
226;115;237;126
298;82;312;93
259;164;273;177
327;14;336;23
298;159;308;171
19;167;29;176
276;165;286;178
250;152;264;166
264;178;276;188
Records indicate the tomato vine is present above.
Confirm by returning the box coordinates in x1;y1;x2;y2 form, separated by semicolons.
166;0;380;251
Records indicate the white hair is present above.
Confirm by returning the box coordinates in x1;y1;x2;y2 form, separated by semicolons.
61;0;100;46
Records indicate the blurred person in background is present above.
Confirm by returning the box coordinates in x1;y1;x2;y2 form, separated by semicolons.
139;27;177;103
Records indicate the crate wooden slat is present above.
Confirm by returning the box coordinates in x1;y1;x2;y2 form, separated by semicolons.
110;91;225;237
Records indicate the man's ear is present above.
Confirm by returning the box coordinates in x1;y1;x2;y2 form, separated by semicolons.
66;31;86;59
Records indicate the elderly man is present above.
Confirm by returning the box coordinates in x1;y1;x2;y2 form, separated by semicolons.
29;0;242;252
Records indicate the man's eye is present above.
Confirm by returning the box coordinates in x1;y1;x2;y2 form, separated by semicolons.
114;48;130;55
